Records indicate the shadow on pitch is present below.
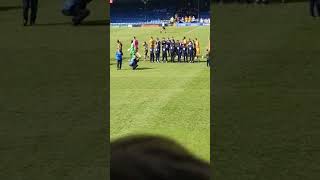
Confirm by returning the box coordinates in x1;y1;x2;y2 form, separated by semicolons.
36;20;107;26
0;6;21;11
36;22;71;26
81;20;108;26
135;67;153;70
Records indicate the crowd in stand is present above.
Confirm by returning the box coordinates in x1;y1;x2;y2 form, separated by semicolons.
176;7;198;18
169;11;210;24
170;16;210;24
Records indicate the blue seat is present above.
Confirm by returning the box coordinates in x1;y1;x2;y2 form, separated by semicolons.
111;8;210;24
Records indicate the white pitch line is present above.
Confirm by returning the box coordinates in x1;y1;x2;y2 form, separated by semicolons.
185;26;202;35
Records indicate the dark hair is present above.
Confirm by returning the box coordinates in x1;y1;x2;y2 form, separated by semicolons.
111;135;210;180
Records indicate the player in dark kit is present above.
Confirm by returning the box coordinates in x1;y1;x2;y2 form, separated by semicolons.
162;38;168;63
143;41;149;61
155;38;161;63
149;46;155;63
62;0;92;25
182;43;188;63
205;49;210;67
193;40;197;62
169;40;176;63
176;40;183;63
188;40;194;63
172;37;177;59
310;0;320;17
171;37;176;45
166;38;170;57
22;0;38;26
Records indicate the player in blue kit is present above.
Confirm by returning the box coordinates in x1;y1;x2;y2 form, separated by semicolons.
115;49;123;70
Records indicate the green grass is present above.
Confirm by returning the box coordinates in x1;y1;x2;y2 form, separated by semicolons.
110;26;211;161
0;1;108;179
213;2;320;179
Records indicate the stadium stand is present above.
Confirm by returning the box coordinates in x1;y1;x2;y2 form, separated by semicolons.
111;8;175;24
111;0;210;26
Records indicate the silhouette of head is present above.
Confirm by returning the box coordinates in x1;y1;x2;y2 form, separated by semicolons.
111;135;210;180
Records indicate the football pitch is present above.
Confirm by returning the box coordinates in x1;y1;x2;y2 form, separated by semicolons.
214;2;320;179
110;26;211;161
3;0;320;179
1;1;108;179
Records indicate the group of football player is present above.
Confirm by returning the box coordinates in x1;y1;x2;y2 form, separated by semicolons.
142;36;202;63
115;36;210;70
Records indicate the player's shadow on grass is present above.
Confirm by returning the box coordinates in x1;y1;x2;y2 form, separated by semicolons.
81;20;109;26
36;22;71;26
136;67;153;70
37;20;108;26
0;6;21;11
